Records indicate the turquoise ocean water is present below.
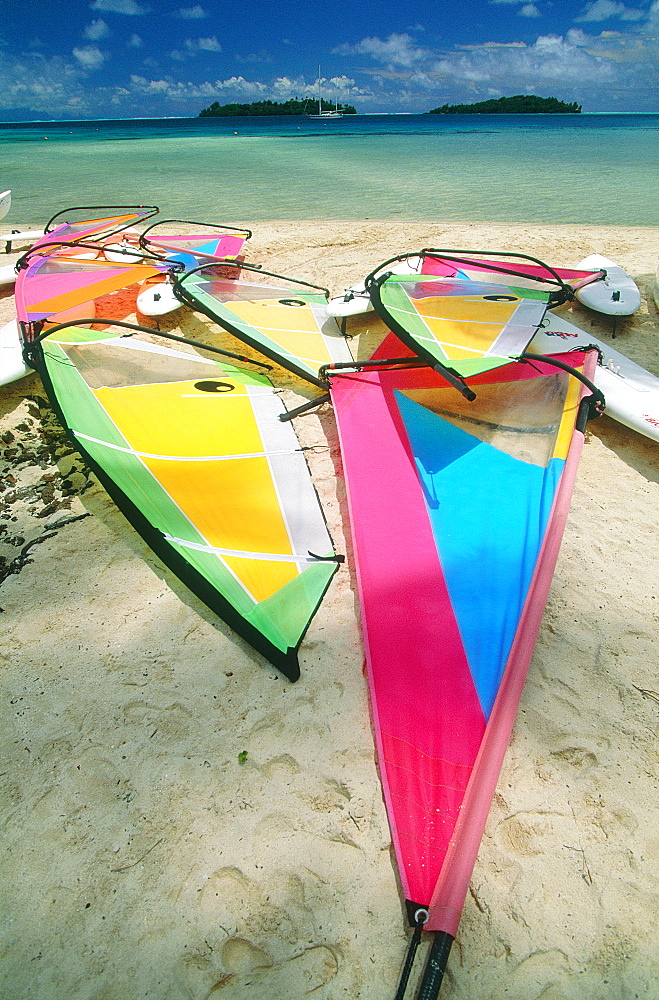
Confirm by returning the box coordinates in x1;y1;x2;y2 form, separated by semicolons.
1;114;658;227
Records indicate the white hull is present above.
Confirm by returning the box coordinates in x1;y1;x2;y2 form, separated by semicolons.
575;254;641;316
0;320;31;386
0;227;45;251
0;261;16;287
136;279;181;317
531;311;659;442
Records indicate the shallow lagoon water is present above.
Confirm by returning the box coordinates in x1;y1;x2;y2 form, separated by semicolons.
1;114;658;226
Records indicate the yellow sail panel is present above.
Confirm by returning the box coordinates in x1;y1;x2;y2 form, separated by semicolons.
223;555;300;605
94;379;264;458
414;295;521;361
416;319;509;360
92;378;298;603
553;370;583;461
415;294;521;324
142;454;298;602
227;298;335;366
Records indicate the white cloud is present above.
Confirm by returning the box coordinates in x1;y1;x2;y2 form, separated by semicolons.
339;29;621;92
196;36;221;51
486;0;542;14
83;19;110;40
72;45;106;70
171;35;221;59
0;52;93;115
129;73;268;99
575;0;646;21
127;33;143;47
176;5;207;17
89;0;147;14
333;33;429;69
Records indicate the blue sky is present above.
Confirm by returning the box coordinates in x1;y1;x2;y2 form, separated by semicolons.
1;0;658;119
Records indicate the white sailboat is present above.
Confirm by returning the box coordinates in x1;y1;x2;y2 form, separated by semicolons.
308;68;343;118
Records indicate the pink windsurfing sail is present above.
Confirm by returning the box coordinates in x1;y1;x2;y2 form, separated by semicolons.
41;206;158;245
138;220;251;270
16;255;166;325
418;248;604;293
329;337;600;996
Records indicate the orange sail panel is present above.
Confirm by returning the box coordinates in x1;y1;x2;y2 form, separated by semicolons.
16;257;165;323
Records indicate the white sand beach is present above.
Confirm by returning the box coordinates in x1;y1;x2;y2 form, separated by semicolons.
1;220;658;1000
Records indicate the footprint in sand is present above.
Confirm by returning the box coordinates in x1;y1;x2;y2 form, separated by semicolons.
175;940;338;998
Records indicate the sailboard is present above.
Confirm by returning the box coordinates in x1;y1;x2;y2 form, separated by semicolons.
574;254;641;316
0;190;10;221
175;262;354;387
532;310;659;443
328;250;603;318
0;319;31;386
23;319;341;680
328;337;601;995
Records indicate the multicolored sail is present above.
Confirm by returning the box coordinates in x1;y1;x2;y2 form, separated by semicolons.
41;205;158;246
26;321;340;680
329;338;599;992
417;248;604;294
367;272;553;379
139;220;251;270
175;263;354;386
15;255;167;325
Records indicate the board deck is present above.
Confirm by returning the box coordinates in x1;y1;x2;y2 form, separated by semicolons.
531;310;659;441
575;254;641;316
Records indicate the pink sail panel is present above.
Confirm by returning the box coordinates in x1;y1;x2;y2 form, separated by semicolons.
330;347;597;929
146;232;248;263
420;251;602;292
34;209;157;252
15;256;166;324
332;365;486;905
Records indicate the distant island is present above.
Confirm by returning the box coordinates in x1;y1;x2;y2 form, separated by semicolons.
199;99;357;117
429;95;582;114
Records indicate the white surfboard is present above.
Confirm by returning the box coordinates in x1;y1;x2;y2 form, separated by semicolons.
0;261;16;287
326;257;424;318
0;228;45;251
326;281;372;317
0;190;11;222
531;311;659;442
136;277;182;317
575;254;641;316
0;319;31;386
103;239;144;264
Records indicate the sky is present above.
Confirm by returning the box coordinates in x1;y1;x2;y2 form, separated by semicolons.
1;0;658;120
